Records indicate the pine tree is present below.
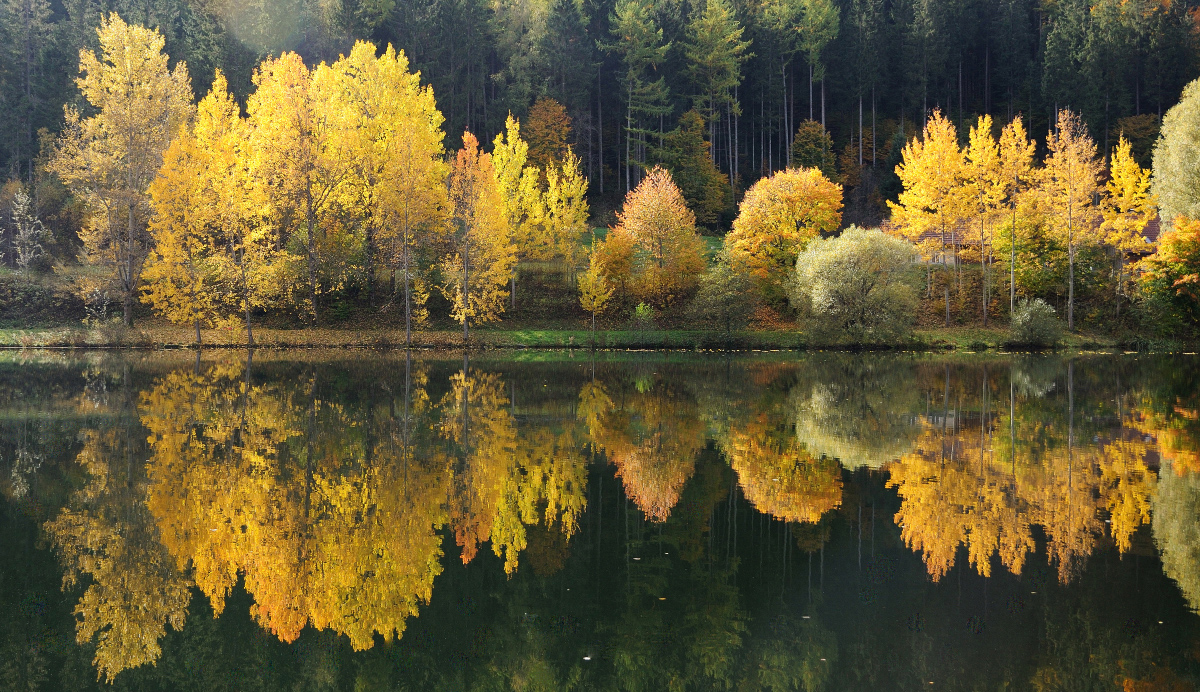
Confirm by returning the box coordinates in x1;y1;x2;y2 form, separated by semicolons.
606;0;672;192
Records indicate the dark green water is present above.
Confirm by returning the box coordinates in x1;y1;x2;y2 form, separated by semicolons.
3;351;1200;691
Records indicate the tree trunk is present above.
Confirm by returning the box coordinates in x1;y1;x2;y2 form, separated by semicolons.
195;319;202;347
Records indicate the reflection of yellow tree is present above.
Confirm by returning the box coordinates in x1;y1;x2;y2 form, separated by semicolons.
889;418;1156;582
442;368;587;574
142;361;451;652
722;411;842;524
584;379;705;521
44;429;192;681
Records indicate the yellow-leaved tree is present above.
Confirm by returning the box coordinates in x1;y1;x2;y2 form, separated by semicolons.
1101;134;1157;316
541;148;591;276
963;115;1003;325
323;41;447;345
48;13;193;326
143;110;221;345
444;132;517;341
145;71;275;346
248;52;352;324
888;109;967;323
724;166;843;305
594;166;705;309
492;115;546;308
996;116;1036;316
578;251;614;343
1039;109;1102;330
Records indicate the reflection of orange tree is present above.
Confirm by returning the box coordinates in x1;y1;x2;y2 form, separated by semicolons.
582;378;705;521
1130;400;1200;476
141;362;451;654
441;368;587;574
721;411;842;523
44;429;192;681
889;419;1155;582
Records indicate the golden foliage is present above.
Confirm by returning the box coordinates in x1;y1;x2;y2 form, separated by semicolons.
47;13;193;323
725;167;843;303
44;430;192;681
584;378;705;521
722;413;842;523
596;166;705;309
525;97;571;173
1102;135;1157;253
444;132;517;328
888;109;967;260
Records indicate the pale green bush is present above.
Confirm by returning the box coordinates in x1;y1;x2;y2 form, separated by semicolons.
790;226;919;343
1009;298;1062;347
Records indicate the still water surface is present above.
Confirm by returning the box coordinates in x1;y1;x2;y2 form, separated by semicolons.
3;351;1200;690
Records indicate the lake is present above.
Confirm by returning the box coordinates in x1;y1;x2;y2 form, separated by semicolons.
2;350;1199;690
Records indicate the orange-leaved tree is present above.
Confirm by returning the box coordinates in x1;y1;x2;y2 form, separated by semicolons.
443;132;516;341
48;13;193;326
593;166;705;310
1140;216;1200;330
724;166;843;305
525;97;571;173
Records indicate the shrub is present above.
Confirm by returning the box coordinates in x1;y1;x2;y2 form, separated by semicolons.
790;226;919;343
687;257;756;338
631;302;656;331
1008;298;1062;347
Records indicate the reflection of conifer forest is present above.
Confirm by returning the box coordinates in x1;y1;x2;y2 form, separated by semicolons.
4;352;1200;689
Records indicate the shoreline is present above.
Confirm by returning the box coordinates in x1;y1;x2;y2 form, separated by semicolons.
0;323;1169;352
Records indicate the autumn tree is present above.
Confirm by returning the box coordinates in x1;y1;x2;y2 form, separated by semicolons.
1039;109;1102;330
963;115;1003;325
996;116;1036;316
594;166;705;309
48;13;193;326
725;166;843;304
1140;216;1200;332
143;122;222;345
1101;135;1156;316
524;97;571;173
247;51;351;324
889;109;967;270
444;132;516;341
326;42;447;345
578;250;613;343
492;114;543;307
145;72;280;347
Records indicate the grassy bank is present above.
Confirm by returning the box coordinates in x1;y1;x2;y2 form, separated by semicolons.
0;321;1147;351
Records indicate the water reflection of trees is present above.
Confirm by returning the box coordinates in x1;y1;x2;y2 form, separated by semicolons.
25;353;1200;683
887;360;1158;584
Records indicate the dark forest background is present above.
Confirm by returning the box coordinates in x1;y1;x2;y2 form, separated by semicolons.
1;0;1196;226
